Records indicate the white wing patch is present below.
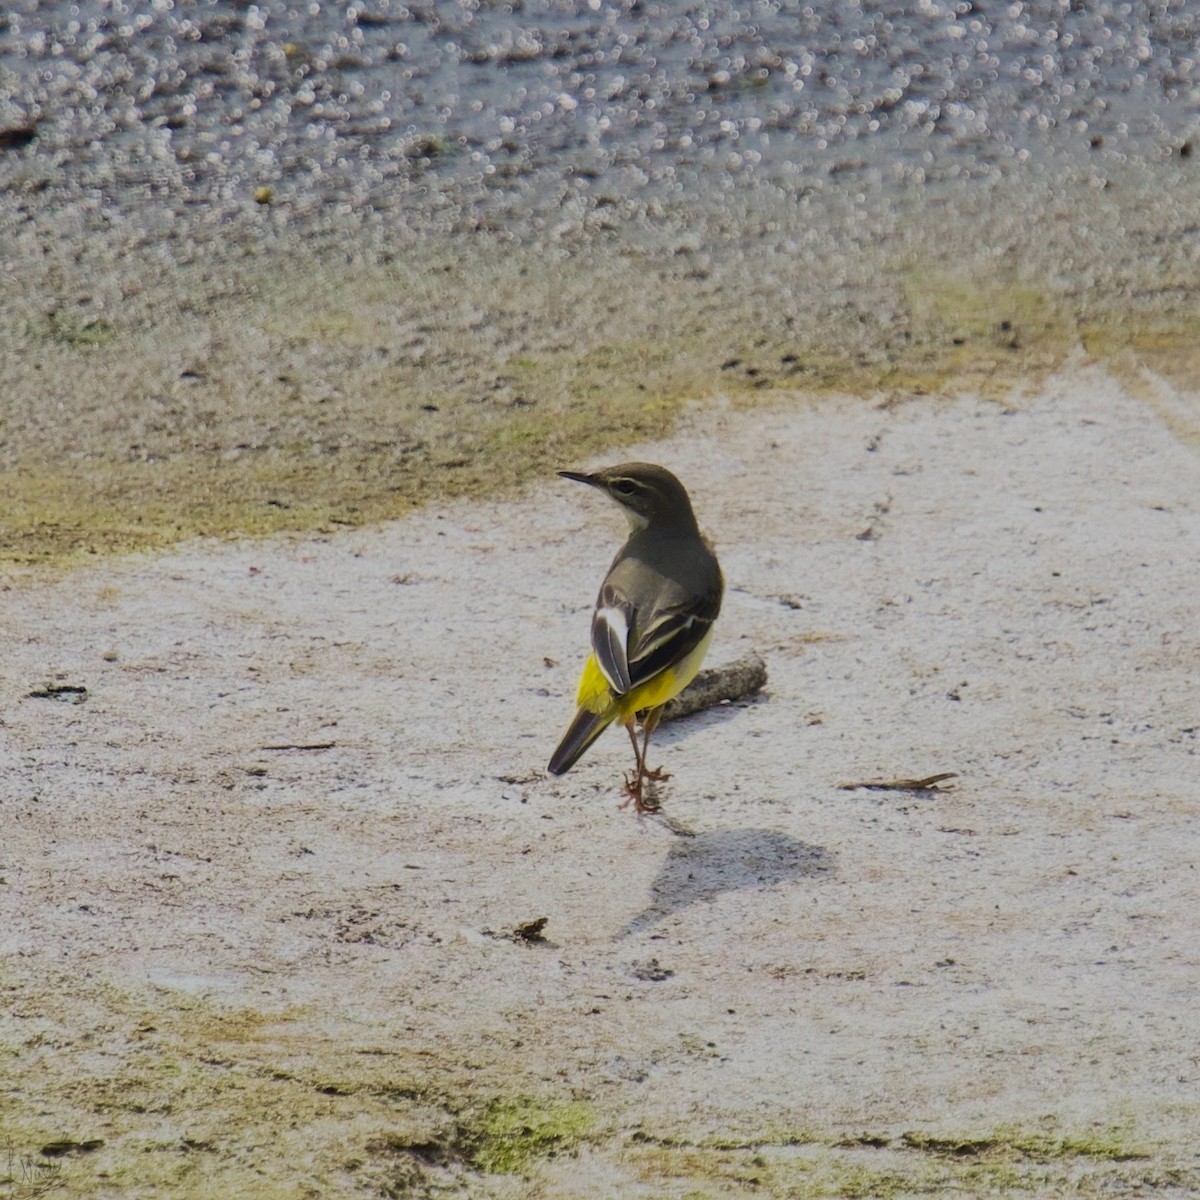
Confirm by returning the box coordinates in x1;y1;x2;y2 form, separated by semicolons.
594;603;631;692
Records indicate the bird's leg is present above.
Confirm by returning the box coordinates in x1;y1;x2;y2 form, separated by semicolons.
640;708;671;783
618;719;662;813
619;721;645;810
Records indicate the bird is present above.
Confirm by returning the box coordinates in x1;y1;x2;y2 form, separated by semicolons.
548;462;723;813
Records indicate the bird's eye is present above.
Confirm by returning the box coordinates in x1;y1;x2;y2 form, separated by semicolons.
613;480;636;496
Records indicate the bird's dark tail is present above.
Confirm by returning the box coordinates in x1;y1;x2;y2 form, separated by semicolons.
548;708;614;775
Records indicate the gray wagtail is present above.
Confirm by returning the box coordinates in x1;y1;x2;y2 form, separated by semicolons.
548;463;724;812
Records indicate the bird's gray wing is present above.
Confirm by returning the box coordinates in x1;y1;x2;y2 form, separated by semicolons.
591;580;636;694
591;560;722;697
625;587;722;688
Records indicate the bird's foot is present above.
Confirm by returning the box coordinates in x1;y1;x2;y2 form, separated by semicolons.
619;771;662;814
643;764;672;783
619;771;641;810
635;787;663;814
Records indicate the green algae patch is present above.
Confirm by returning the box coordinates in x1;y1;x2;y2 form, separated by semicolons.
620;1121;1164;1199
456;1094;596;1175
626;1139;936;1199
1079;315;1200;450
0;452;422;573
0;238;738;577
2;969;605;1198
41;313;118;349
894;269;1077;398
0;963;1187;1200
900;1125;1148;1163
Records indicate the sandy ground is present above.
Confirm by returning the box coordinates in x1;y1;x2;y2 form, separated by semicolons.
2;362;1199;1198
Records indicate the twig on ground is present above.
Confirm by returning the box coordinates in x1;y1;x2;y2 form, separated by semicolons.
839;772;959;792
28;683;88;703
260;742;337;752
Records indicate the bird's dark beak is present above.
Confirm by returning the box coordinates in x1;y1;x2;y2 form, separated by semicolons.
558;470;600;488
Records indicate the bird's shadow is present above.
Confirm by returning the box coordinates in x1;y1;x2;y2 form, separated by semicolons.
618;827;835;938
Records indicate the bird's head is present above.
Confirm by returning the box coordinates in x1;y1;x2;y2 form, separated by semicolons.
558;462;699;533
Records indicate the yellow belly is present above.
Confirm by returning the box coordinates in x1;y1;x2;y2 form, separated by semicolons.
575;627;714;724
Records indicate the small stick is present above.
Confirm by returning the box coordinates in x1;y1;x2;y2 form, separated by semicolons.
838;772;958;792
660;653;768;721
28;684;89;703
261;742;337;752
